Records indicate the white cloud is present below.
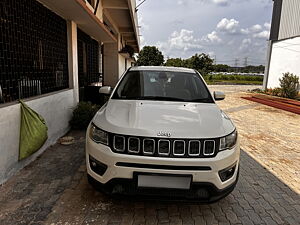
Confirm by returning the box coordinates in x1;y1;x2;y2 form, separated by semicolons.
240;28;250;34
202;31;222;43
217;18;240;34
157;29;203;56
137;15;149;47
138;15;149;31
264;22;271;30
140;36;146;47
208;51;215;57
212;0;229;6
169;29;203;51
177;0;184;5
253;30;270;39
239;38;252;51
242;38;252;45
250;24;263;33
241;24;263;34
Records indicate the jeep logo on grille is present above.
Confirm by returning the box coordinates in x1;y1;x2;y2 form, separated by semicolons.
157;131;171;137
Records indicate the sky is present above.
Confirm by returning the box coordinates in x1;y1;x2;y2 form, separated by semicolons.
136;0;274;66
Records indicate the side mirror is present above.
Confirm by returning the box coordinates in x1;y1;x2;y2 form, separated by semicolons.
99;86;112;95
214;91;225;101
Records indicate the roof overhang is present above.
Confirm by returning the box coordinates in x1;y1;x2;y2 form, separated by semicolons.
103;0;140;52
36;0;117;43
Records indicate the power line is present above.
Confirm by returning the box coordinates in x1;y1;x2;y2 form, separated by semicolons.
135;0;147;11
234;59;239;67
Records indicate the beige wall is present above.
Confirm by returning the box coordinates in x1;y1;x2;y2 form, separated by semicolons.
103;43;119;87
118;54;127;78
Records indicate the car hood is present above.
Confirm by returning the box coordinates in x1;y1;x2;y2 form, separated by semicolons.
93;100;235;139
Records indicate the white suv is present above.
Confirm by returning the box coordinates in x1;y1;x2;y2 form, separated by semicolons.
86;66;240;202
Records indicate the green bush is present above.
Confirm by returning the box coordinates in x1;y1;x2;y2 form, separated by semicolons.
279;72;300;99
207;74;263;82
271;87;282;97
70;102;100;130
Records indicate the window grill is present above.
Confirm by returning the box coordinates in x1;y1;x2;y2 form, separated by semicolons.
77;29;101;88
0;0;69;104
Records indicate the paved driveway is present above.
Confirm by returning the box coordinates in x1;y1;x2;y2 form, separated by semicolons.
0;85;299;225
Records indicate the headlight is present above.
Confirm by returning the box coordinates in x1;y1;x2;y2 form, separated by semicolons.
89;123;108;145
219;130;237;151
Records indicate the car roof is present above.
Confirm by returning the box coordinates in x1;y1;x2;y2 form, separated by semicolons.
130;66;196;74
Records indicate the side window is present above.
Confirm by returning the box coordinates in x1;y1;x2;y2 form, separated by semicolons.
193;75;209;99
115;72;141;98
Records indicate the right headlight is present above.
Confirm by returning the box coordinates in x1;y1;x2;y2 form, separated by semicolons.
219;130;237;151
89;123;108;145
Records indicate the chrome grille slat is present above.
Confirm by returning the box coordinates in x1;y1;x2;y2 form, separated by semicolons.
158;139;170;156
173;140;185;156
188;140;201;156
128;137;140;153
113;135;125;152
203;140;215;156
143;138;155;155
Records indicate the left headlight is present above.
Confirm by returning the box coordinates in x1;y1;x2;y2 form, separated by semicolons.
219;130;237;151
89;123;108;145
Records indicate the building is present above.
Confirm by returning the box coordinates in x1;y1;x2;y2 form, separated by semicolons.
0;0;139;184
264;0;300;89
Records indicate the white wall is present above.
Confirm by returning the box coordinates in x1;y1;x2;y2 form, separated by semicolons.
267;36;300;88
0;90;75;184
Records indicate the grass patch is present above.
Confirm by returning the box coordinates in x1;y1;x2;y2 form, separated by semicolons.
205;80;263;85
203;74;263;85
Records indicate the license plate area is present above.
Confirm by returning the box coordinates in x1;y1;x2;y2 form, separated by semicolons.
135;173;192;190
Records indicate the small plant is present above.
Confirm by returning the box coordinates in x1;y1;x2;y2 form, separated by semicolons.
70;102;100;130
249;88;264;93
271;87;282;97
279;72;300;99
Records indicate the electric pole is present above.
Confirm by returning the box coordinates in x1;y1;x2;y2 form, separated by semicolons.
234;59;239;72
244;57;248;67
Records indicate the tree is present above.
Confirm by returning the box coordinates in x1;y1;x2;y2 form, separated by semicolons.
136;46;164;66
186;53;214;74
165;58;185;67
213;64;230;72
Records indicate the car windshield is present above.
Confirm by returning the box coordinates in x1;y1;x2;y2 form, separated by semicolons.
112;70;214;103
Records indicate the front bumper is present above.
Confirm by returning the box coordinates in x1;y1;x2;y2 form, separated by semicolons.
86;135;240;200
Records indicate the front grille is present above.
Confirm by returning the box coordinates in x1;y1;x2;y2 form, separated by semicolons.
109;133;219;158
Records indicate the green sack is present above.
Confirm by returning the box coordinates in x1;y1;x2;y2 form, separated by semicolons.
19;100;48;160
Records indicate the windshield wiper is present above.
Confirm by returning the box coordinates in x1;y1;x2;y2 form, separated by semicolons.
190;98;212;103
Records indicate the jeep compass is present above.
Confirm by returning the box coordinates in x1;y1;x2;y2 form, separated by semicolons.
86;66;240;202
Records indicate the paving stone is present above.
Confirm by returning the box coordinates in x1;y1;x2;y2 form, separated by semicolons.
1;86;300;225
